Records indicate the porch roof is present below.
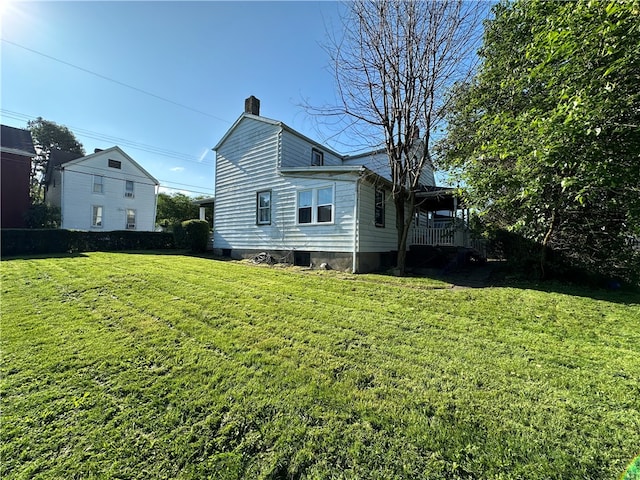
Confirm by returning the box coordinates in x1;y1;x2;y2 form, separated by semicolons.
415;186;466;211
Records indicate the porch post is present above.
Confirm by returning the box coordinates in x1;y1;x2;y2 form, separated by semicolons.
199;206;206;221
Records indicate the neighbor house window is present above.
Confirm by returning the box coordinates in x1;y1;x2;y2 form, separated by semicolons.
92;205;103;227
108;159;122;169
297;186;333;224
125;180;135;198
375;188;385;227
257;190;271;225
311;148;324;166
93;175;104;193
126;209;136;230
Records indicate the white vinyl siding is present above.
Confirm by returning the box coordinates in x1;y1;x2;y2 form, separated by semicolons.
357;181;398;252
213;117;356;253
58;148;157;231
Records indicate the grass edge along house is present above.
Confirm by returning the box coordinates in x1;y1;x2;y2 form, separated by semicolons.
213;97;479;273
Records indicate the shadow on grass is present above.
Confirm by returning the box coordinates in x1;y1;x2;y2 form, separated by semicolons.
4;250;637;305
410;261;639;305
1;251;90;261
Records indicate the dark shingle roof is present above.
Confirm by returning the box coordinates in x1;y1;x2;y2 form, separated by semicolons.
0;125;36;156
44;149;85;184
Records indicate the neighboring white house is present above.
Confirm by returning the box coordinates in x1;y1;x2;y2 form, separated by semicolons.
213;97;472;273
45;146;159;232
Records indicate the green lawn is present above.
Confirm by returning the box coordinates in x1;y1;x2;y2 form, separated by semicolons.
1;252;639;479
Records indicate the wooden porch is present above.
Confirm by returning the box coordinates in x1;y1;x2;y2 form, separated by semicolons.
410;221;487;258
410;186;487;259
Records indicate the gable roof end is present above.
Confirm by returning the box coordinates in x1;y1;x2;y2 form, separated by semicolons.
0;125;36;157
61;146;160;185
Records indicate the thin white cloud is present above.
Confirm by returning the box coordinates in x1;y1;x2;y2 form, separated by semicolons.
198;148;209;163
170;167;185;172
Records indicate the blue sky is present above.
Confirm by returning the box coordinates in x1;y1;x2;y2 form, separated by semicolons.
1;1;350;197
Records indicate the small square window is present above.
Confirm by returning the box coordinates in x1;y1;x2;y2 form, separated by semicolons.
108;159;122;169
311;149;324;166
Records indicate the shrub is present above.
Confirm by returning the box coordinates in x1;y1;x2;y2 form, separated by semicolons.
24;204;61;229
1;229;175;257
179;219;210;253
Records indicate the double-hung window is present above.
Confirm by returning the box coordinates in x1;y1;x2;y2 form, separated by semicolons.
93;175;104;193
92;205;103;227
256;190;271;225
375;188;385;227
125;180;135;198
297;186;333;224
126;209;136;230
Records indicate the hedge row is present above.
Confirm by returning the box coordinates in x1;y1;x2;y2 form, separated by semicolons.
1;229;175;257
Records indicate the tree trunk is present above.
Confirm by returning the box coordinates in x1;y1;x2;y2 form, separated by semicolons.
540;209;558;280
395;191;416;276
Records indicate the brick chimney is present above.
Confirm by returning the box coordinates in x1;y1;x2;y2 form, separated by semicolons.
245;96;260;116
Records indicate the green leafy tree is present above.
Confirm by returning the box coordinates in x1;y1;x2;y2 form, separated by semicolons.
438;0;640;283
27;118;85;202
156;193;200;228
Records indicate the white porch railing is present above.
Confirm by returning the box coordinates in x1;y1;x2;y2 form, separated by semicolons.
411;225;462;246
411;223;487;257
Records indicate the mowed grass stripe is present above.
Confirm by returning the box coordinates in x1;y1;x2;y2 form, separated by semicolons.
1;252;639;479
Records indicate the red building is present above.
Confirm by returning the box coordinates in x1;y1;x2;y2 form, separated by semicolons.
1;125;36;228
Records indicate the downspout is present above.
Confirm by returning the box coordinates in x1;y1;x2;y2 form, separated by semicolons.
352;169;363;273
153;183;159;231
60;167;65;229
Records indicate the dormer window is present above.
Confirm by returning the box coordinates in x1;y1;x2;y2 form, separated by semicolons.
311;148;324;166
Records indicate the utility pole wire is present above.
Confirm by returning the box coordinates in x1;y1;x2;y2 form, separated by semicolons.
2;39;231;124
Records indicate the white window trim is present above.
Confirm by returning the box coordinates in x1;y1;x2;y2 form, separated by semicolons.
125;209;136;230
296;185;334;225
256;190;272;225
93;175;104;194
92;205;103;228
125;180;135;198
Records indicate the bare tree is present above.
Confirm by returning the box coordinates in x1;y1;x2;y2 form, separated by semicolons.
325;0;486;274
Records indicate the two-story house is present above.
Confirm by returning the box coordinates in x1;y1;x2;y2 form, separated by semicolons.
213;97;472;273
45;146;159;231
